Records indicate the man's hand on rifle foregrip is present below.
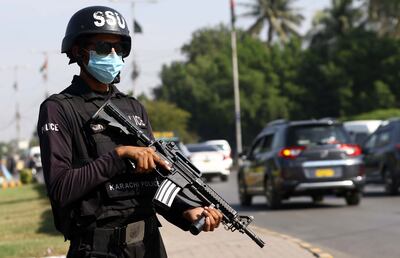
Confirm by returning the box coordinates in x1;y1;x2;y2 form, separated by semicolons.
182;206;223;232
115;146;171;173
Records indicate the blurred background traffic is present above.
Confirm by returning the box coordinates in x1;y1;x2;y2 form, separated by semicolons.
1;0;400;257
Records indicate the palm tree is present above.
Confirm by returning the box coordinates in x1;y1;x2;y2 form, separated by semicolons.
308;0;362;47
240;0;304;45
367;0;400;38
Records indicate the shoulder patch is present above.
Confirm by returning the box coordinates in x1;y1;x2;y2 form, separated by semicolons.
41;122;60;134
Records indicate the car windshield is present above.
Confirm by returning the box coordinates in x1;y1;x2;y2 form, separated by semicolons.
210;144;225;151
187;144;219;152
286;125;349;146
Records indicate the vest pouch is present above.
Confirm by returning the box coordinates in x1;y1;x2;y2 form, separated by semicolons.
91;132;118;157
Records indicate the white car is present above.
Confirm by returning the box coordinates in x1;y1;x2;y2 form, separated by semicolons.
343;120;383;145
186;143;230;182
203;139;233;170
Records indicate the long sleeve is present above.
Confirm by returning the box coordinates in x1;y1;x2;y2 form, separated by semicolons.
38;99;126;208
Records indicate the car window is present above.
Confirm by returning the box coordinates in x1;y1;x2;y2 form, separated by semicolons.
210;144;226;151
286;124;348;146
353;132;369;145
272;128;284;149
376;130;391;147
260;134;273;153
249;134;274;157
249;138;265;157
364;133;377;149
187;144;219;152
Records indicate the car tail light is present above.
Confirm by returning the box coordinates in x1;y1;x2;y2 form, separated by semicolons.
279;146;305;159
339;144;362;156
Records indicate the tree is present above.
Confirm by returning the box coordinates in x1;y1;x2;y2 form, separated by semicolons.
308;0;362;49
154;25;303;146
240;0;304;45
299;28;400;119
139;96;195;143
349;108;400;120
367;0;400;38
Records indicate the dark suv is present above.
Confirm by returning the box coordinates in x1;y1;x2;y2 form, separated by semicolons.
362;119;400;195
238;119;365;209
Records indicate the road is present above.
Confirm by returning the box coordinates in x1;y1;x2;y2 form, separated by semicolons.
208;171;400;258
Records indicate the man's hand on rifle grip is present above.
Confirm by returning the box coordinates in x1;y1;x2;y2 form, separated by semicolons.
115;146;171;173
183;206;223;232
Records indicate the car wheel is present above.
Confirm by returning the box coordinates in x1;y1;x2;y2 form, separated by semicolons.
220;175;228;182
238;176;252;206
384;169;399;195
265;178;281;209
312;195;324;204
345;191;361;206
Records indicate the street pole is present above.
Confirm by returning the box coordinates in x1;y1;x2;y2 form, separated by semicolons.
130;1;137;97
13;66;20;152
109;0;156;97
230;0;243;165
0;64;30;150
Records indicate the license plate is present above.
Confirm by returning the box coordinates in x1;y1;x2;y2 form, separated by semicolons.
315;168;335;177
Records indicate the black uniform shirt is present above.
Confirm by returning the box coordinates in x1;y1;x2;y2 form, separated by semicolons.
38;76;193;235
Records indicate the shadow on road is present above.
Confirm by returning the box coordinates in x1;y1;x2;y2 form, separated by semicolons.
362;184;400;198
363;190;400;198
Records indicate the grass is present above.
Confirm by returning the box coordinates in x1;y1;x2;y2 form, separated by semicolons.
0;184;69;258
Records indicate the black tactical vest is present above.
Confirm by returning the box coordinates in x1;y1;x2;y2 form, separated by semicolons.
48;85;160;238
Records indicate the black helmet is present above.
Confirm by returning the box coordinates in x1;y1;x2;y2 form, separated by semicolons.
62;6;131;63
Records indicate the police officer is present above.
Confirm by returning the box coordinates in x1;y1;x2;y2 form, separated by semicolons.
37;6;222;258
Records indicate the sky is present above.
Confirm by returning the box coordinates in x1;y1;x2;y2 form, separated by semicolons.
0;0;330;143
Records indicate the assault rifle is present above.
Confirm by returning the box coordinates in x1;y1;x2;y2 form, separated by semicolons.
92;100;265;248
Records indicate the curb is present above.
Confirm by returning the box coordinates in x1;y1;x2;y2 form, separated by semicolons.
252;226;334;258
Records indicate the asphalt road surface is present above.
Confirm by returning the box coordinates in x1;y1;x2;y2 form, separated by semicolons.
208;171;400;258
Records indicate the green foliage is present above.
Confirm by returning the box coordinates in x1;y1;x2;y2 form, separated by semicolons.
348;108;400;120
299;27;400;118
308;0;363;48
141;99;195;143
154;25;304;146
368;0;400;38
153;1;400;148
19;169;33;184
240;0;304;44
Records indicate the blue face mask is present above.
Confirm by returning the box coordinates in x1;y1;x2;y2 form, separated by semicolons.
85;51;124;84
